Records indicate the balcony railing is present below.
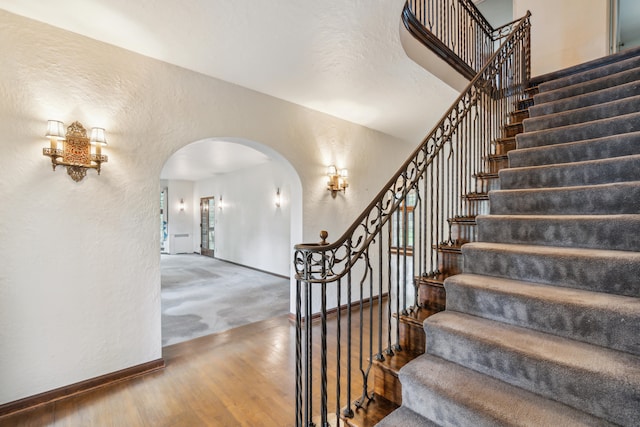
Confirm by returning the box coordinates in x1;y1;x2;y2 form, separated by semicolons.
294;2;531;425
403;0;527;79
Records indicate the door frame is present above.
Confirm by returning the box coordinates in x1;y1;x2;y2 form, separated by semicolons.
200;196;216;257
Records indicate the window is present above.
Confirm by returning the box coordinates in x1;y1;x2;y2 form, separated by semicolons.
391;191;416;254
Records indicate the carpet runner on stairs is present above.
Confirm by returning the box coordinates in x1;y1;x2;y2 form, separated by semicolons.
377;47;640;427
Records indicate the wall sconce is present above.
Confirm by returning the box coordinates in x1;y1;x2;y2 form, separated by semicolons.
43;120;108;182
327;165;348;197
219;195;223;211
275;188;281;207
179;198;185;212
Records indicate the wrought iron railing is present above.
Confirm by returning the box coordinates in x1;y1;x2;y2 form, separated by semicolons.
294;3;531;425
403;0;527;79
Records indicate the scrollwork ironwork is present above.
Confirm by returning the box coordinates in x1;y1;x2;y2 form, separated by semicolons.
295;6;531;425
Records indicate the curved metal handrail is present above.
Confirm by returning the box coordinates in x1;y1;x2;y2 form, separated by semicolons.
295;5;531;425
294;11;531;284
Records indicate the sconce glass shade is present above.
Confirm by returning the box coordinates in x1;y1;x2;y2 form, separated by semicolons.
90;127;107;146
46;120;66;140
339;169;348;178
43;120;108;182
327;165;337;176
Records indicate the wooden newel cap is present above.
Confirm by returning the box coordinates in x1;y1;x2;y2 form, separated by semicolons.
319;230;329;245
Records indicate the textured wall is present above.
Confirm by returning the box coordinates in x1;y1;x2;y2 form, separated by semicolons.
514;0;609;77
192;162;292;277
0;10;414;404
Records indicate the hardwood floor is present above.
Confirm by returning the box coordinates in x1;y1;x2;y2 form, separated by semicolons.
0;316;297;426
0;303;389;427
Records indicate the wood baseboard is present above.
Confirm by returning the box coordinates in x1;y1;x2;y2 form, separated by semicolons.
288;293;389;323
0;358;165;417
214;256;290;280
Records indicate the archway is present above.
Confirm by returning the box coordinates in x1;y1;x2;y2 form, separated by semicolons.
159;137;303;345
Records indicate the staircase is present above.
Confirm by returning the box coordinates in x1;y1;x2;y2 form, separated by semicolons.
377;48;640;426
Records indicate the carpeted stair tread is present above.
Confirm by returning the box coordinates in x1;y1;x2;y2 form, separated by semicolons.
374;406;437;427
523;94;640;132
537;54;640;92
489;181;640;215
515;111;640;149
475;214;640;251
461;242;640;297
444;273;640;355
533;66;640;104
508;131;640;167
424;311;640;426
530;45;640;87
399;354;617;427
529;80;640;117
498;154;640;189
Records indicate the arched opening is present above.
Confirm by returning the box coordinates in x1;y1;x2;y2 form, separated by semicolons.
159;137;303;346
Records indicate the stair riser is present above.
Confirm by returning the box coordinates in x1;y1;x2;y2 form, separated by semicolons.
418;282;446;312
530;80;640;118
399;320;426;355
437;251;463;276
516;113;640;149
503;123;523;138
523;94;640;132
538;55;640;92
476;215;640;252
489;182;640;215
424;321;639;426
373;365;402;406
508;132;640;168
487;156;509;173
517;97;534;110
449;222;476;244
475;176;500;193
498;155;640;189
510;109;529;124
494;139;516;155
462;244;640;297
444;275;640;356
461;197;489;217
534;67;640;104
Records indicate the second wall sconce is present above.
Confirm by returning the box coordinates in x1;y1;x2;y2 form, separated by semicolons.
327;165;348;197
43;120;108;182
275;188;281;207
179;198;185;211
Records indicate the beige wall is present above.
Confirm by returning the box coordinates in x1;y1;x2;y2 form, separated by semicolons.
0;9;415;405
514;0;609;76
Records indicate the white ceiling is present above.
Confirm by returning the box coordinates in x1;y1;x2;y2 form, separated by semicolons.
1;0;460;180
159;140;271;181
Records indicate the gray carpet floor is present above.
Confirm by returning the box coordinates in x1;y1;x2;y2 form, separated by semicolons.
161;254;290;346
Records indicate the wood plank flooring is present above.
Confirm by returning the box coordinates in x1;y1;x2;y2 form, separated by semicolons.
0;303;390;427
0;316;297;426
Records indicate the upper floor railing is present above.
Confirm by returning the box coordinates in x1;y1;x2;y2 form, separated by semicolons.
403;0;525;79
294;3;531;425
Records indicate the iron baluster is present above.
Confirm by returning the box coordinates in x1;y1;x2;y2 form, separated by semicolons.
293;9;531;423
